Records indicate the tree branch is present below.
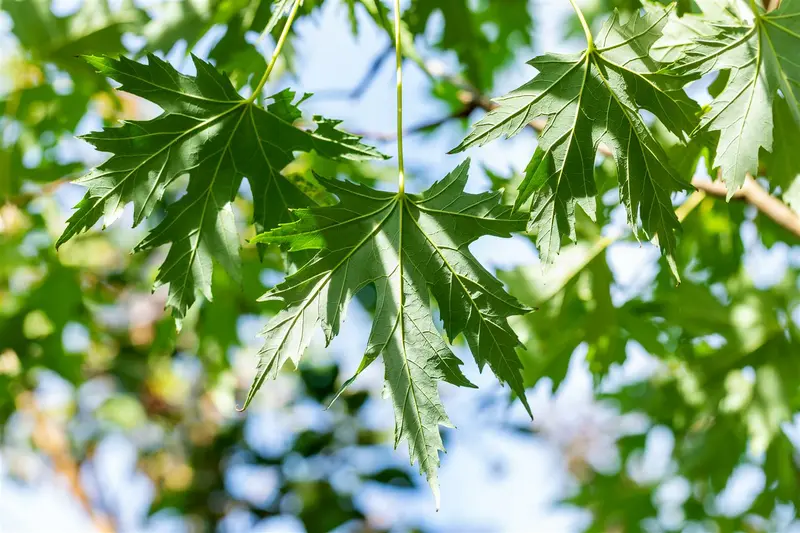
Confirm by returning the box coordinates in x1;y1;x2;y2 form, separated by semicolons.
22;395;116;533
699;175;800;237
356;102;479;142
313;44;393;100
4;176;74;208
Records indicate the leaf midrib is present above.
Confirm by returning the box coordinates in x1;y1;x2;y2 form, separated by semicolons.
175;105;250;301
404;199;530;415
538;51;592;256
591;53;677;246
459;53;588;149
243;198;399;410
677;24;757;73
595;9;669;54
111;62;243;105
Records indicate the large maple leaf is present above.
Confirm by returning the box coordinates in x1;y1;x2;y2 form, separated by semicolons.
57;54;384;319
243;160;531;502
452;6;697;278
654;0;800;196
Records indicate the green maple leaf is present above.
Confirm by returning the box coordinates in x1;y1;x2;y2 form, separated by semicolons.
243;160;532;502
654;0;800;195
56;54;384;319
451;6;697;278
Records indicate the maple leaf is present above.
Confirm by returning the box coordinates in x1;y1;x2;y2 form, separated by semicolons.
56;54;384;319
451;6;697;278
654;0;800;195
244;160;532;503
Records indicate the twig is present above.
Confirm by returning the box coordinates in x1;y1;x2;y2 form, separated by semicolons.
356;102;479;142
4;176;75;208
313;44;393;100
21;395;116;533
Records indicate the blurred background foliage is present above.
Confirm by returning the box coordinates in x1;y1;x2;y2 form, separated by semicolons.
1;0;799;532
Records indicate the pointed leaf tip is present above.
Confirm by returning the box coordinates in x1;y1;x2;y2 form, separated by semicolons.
56;53;383;319
247;162;530;500
455;8;691;266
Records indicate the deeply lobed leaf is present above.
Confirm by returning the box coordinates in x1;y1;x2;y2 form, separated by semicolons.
246;160;532;503
452;6;698;279
57;54;384;319
655;0;800;195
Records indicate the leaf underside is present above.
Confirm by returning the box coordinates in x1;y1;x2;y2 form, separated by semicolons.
654;0;800;196
452;6;698;279
57;54;383;319
245;160;532;504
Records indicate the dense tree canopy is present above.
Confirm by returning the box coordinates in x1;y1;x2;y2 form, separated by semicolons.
1;0;799;532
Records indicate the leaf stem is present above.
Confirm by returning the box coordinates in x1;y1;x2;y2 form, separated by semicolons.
393;0;405;194
568;0;594;51
248;0;303;103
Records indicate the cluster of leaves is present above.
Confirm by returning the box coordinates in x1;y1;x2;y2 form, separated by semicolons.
34;0;544;499
31;0;800;500
2;0;800;528
55;53;383;320
0;0;146;197
503;186;800;531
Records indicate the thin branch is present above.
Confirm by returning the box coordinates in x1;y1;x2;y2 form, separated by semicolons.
701;175;800;237
4;175;74;208
23;397;116;533
356;102;479;142
313;44;393;100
